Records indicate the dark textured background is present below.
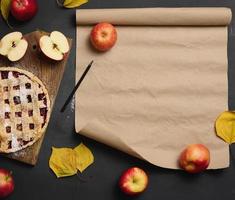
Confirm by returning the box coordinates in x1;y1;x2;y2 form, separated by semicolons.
1;0;235;199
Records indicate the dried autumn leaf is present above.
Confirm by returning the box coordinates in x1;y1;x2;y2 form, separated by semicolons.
0;0;11;25
49;147;77;178
63;0;73;6
63;0;88;8
215;111;235;144
74;143;94;172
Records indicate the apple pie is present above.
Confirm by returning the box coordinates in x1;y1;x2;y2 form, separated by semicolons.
0;67;50;153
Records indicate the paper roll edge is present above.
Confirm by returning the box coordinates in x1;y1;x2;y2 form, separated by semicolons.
76;7;232;26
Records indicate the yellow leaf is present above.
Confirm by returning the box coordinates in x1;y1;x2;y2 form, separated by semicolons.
74;143;94;172
63;0;73;6
215;111;235;144
1;0;12;27
49;147;77;178
63;0;88;8
1;0;11;20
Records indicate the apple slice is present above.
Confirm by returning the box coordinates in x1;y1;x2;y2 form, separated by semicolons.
39;31;69;61
0;32;28;62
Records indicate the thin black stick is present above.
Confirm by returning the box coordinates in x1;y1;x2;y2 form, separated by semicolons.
60;60;94;112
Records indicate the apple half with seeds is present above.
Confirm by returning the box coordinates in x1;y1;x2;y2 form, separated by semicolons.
39;31;69;61
0;32;28;62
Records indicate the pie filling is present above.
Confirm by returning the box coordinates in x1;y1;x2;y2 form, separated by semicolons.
0;68;50;153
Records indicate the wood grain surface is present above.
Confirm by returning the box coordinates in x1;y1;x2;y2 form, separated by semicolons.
0;31;72;165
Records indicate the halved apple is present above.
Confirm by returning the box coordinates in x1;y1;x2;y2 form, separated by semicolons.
0;32;28;62
39;31;69;61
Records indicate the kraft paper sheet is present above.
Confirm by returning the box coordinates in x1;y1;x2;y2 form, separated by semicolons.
75;8;232;169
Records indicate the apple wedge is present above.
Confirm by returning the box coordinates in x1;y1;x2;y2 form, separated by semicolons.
39;31;69;61
0;32;28;62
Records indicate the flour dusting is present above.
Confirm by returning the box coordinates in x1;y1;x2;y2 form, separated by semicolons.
70;97;75;112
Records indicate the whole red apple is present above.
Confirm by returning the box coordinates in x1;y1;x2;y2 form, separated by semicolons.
90;22;117;51
119;167;148;196
179;144;210;173
11;0;38;21
0;168;14;198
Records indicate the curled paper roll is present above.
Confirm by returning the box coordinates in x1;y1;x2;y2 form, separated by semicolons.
76;8;232;26
75;8;231;169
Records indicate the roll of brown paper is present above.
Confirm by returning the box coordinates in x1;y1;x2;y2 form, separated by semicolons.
76;8;232;26
75;8;231;169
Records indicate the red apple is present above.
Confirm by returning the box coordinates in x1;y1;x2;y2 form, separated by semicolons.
90;22;117;52
0;168;14;198
119;167;148;196
11;0;38;21
179;144;210;173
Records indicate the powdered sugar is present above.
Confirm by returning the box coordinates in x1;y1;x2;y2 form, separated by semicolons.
11;134;19;149
70;97;75;112
19;86;29;103
4;105;10;112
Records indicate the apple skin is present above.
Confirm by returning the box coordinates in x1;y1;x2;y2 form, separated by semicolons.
39;50;68;63
11;0;38;21
40;51;68;63
0;168;14;198
179;144;210;173
90;22;117;52
119;167;148;196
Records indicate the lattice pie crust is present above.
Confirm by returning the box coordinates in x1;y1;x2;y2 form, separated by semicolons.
0;67;50;153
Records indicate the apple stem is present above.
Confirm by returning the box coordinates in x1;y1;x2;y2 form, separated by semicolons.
5;171;12;181
56;0;64;7
76;173;91;183
5;20;13;30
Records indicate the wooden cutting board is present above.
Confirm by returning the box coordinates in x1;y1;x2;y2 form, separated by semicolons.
0;31;72;165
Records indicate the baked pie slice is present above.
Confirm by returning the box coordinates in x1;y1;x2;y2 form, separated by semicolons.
0;67;50;153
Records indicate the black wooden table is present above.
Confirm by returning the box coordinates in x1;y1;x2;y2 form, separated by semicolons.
1;1;235;199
